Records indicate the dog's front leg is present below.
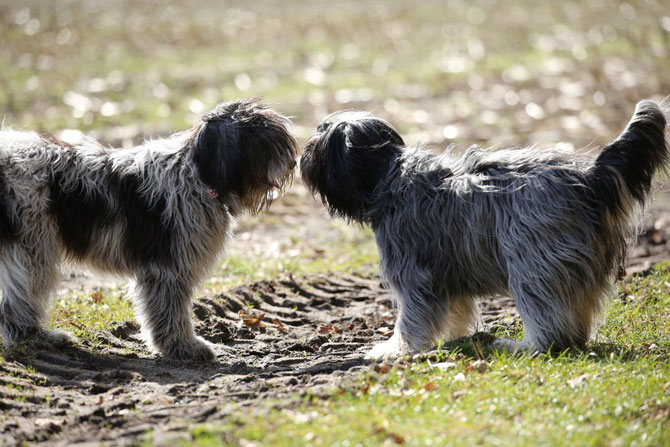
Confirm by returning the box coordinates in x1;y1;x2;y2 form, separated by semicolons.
366;276;448;360
133;268;215;361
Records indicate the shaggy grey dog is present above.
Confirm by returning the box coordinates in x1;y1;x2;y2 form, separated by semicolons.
301;100;668;359
0;98;298;360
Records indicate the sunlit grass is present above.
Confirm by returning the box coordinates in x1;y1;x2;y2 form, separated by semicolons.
50;288;135;346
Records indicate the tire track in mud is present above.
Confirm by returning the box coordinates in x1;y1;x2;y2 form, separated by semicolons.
0;272;516;446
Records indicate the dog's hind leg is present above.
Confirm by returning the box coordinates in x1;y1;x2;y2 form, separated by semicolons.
0;238;66;348
133;267;215;361
495;272;601;354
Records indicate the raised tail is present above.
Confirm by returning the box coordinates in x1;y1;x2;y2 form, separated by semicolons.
592;100;668;213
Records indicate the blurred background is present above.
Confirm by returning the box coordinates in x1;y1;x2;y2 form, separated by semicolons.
2;0;668;146
1;0;668;289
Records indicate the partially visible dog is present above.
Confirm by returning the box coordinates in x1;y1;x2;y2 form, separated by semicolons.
0;98;298;360
301;100;668;359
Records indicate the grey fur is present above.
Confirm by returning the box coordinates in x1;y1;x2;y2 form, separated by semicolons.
301;100;668;359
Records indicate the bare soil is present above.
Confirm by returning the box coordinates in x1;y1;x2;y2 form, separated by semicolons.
0;188;668;447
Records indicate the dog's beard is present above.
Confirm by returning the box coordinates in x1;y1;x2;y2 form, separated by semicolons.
242;167;295;214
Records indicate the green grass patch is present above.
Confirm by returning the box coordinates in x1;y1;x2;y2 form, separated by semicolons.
181;263;670;447
50;288;135;346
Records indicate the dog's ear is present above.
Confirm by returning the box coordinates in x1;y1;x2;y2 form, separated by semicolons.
192;99;298;197
301;113;404;222
192;109;246;196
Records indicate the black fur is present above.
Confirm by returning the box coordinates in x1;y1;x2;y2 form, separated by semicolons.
592;99;669;211
300;112;404;222
49;166;114;259
194;98;298;211
0;170;18;244
49;160;179;267
112;171;175;267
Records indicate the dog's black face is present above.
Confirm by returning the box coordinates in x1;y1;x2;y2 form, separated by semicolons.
193;98;298;213
300;112;404;222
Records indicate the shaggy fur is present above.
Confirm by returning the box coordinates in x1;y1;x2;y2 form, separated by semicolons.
301;100;668;359
0;98;298;360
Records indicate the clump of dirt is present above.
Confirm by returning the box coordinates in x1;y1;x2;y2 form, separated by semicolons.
0;272;515;446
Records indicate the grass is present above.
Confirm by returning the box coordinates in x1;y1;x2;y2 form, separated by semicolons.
176;263;670;447
50;288;135;345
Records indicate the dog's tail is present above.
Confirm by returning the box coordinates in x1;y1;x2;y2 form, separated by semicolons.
591;99;668;213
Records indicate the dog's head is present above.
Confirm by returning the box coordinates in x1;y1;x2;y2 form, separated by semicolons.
300;111;404;222
192;98;298;213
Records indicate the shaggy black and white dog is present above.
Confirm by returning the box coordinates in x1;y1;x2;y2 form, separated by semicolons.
0;98;298;360
301;100;668;359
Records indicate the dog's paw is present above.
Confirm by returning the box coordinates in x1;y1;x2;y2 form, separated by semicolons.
2;328;75;355
365;336;404;360
163;337;216;361
491;338;532;354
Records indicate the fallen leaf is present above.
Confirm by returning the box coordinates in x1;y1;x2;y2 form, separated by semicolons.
272;319;288;333
376;327;394;336
464;359;488;373
318;324;338;334
90;291;104;303
374;363;390;374
374;427;405;445
238;310;265;329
